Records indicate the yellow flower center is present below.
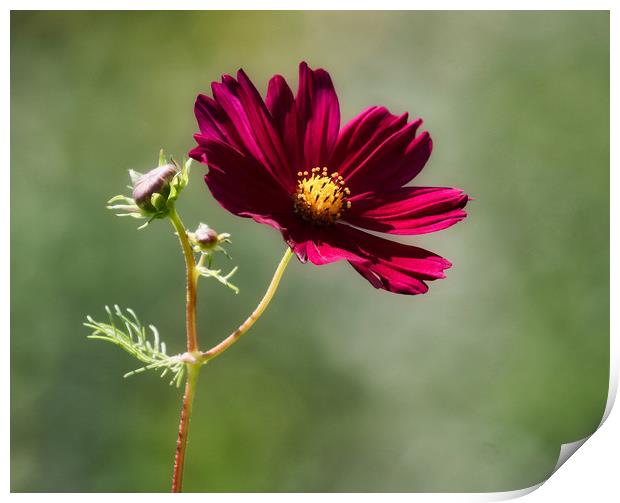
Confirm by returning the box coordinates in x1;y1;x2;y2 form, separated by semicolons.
294;167;351;225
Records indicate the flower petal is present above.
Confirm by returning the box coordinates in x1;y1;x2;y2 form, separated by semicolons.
346;227;452;295
266;74;303;173
341;119;432;195
330;106;408;176
210;70;295;191
194;94;244;146
195;138;292;228
281;222;361;265
296;62;340;170
345;186;469;235
284;223;451;296
288;223;450;294
295;224;448;295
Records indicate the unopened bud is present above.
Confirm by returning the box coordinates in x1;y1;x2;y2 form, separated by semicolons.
193;223;219;251
132;164;178;213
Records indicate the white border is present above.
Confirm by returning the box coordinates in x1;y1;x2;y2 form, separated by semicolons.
4;2;616;500
1;1;617;10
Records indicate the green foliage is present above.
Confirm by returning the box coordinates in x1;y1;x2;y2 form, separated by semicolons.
197;264;239;294
84;305;186;387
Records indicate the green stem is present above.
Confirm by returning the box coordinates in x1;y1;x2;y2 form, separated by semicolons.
202;247;293;362
169;207;199;352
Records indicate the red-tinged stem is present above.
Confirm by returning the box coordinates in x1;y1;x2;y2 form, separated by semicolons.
169;207;201;492
171;362;199;492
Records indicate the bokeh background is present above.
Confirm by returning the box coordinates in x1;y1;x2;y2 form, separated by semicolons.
11;11;609;492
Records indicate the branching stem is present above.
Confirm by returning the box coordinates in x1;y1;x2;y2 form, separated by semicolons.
167;208;292;492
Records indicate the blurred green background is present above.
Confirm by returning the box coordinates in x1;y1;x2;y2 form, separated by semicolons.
11;11;609;492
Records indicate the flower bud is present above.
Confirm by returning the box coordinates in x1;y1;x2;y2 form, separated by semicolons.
193;223;220;251
131;164;179;213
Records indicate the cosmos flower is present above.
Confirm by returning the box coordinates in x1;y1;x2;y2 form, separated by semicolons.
189;62;468;295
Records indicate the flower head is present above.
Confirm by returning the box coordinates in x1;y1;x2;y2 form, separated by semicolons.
189;62;469;295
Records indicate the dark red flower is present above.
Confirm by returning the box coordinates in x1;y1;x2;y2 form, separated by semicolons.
189;62;469;295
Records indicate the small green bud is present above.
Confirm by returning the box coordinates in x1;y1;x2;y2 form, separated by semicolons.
192;223;220;251
132;164;179;213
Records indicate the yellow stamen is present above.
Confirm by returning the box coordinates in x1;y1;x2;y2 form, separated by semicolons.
294;168;351;224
